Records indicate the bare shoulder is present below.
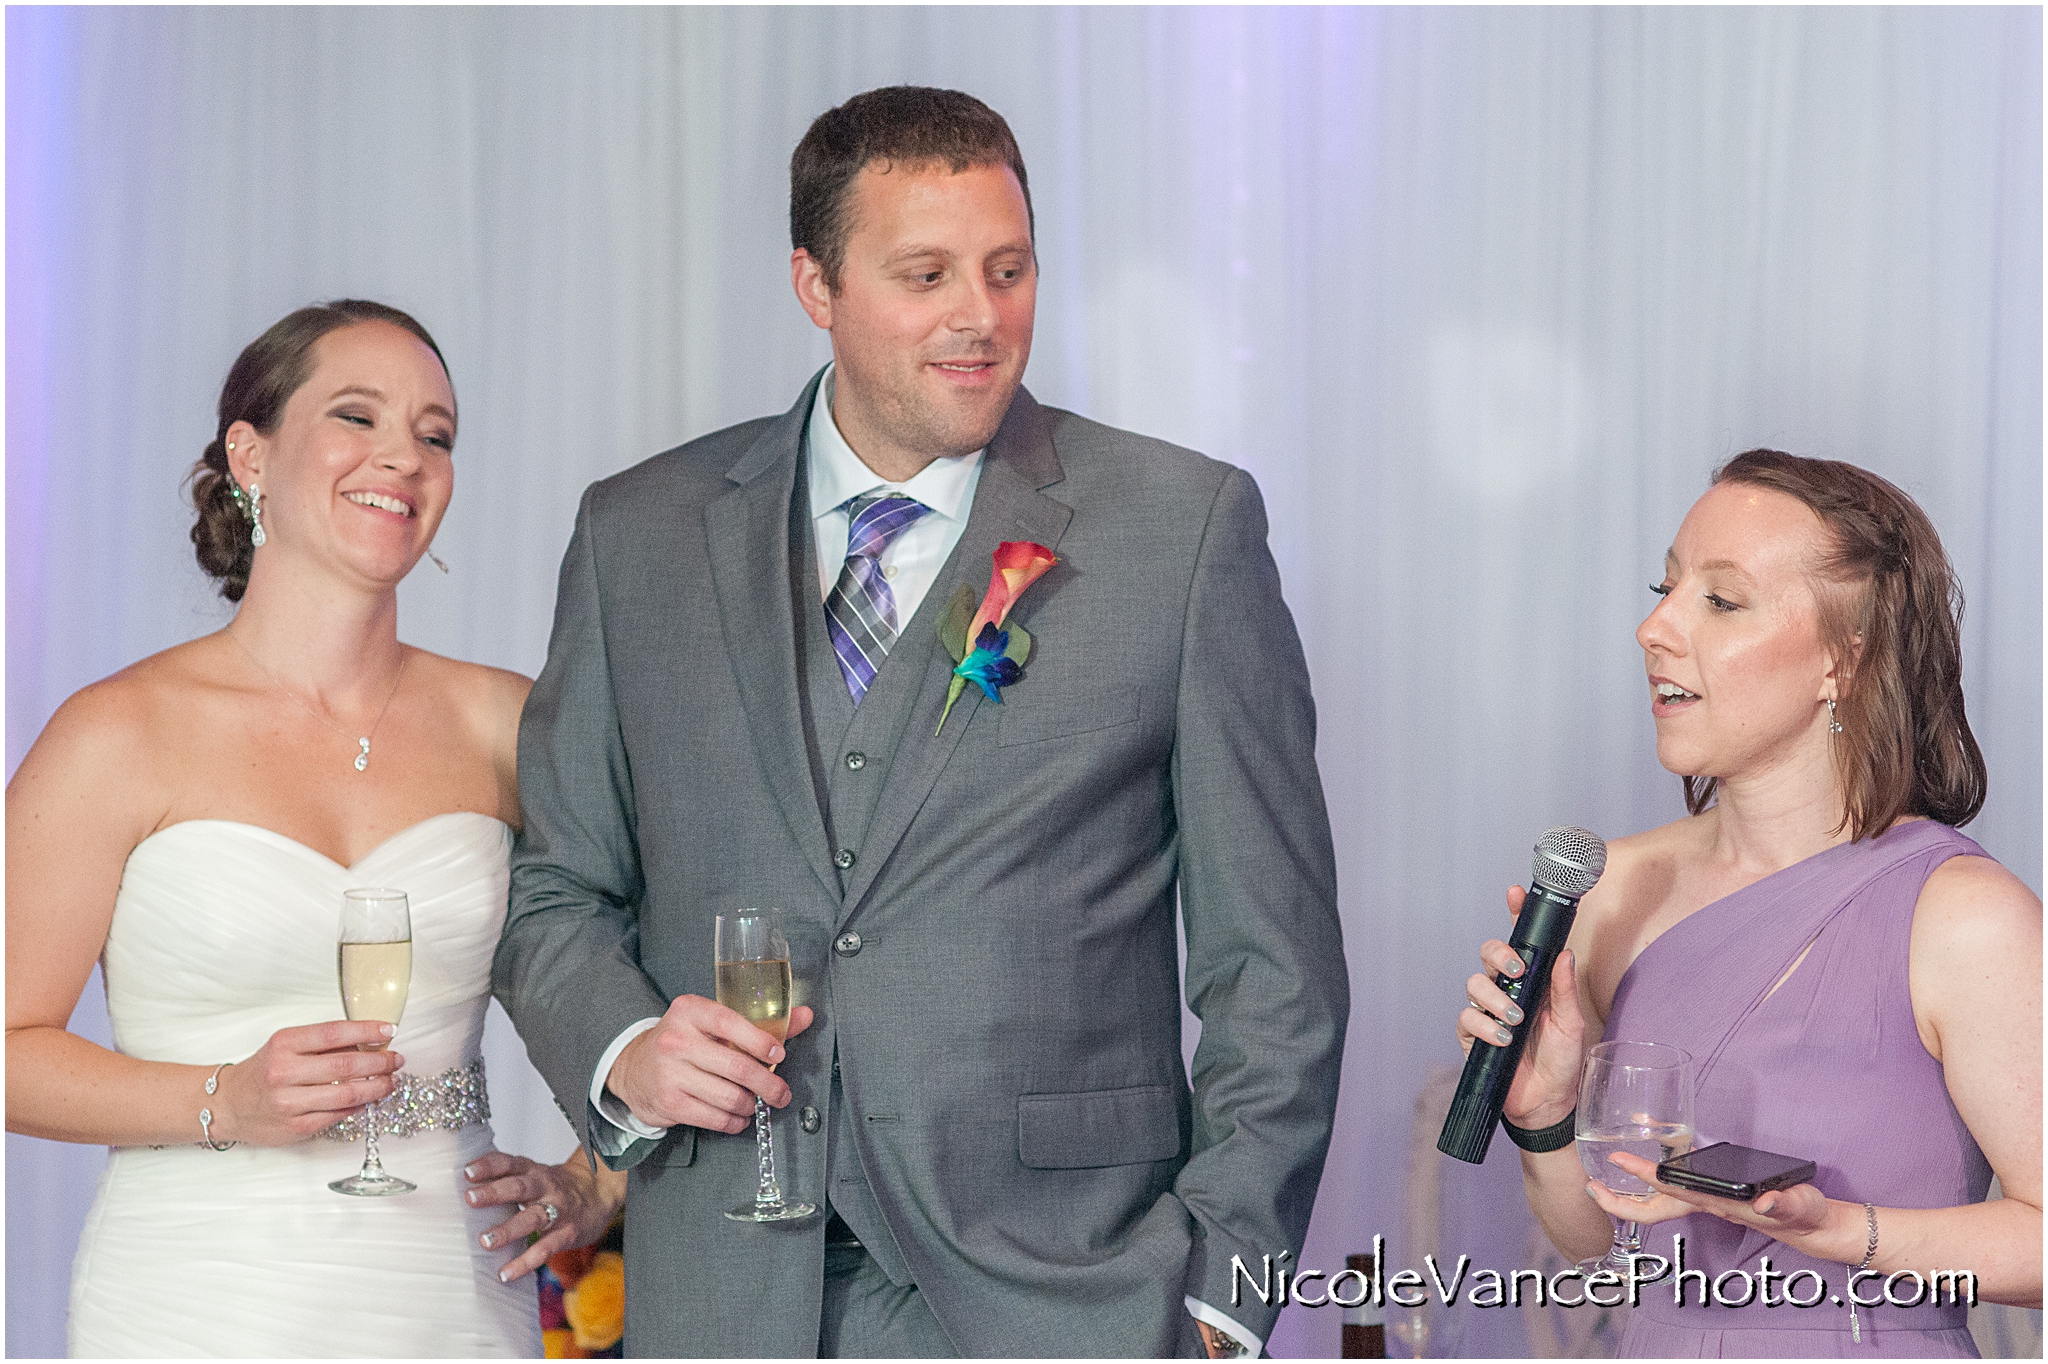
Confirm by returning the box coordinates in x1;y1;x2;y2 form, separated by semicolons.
6;637;238;861
1908;842;2041;1063
1914;849;2042;947
400;650;530;813
405;649;531;720
11;640;220;794
1575;815;1708;921
1568;814;1713;1019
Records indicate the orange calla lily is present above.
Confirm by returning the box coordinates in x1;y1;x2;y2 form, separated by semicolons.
935;541;1057;734
965;541;1057;644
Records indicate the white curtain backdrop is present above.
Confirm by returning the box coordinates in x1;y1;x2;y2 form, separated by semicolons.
8;8;2039;1358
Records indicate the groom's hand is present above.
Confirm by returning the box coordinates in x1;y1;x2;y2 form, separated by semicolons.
605;995;814;1134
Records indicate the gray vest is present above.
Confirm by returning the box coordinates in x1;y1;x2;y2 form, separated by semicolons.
791;462;943;1288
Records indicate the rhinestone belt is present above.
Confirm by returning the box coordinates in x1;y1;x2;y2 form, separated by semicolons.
323;1057;490;1142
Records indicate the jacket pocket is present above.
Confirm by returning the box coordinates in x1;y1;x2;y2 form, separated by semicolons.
1017;1083;1183;1169
997;687;1140;747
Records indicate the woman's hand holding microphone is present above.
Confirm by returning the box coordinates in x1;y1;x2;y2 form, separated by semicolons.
1455;885;1588;1134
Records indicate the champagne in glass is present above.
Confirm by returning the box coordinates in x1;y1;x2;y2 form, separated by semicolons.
340;940;413;1025
329;887;415;1196
715;910;814;1223
1575;1040;1694;1273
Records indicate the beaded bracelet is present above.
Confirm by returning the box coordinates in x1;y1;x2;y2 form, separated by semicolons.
1848;1202;1878;1343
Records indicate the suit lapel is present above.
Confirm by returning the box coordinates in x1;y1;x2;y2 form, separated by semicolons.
838;389;1073;923
706;369;843;902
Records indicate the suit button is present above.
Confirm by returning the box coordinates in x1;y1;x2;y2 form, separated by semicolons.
833;848;857;870
844;751;866;771
834;931;863;957
799;1106;821;1133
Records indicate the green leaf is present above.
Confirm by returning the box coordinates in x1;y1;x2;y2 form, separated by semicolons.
935;675;969;736
938;584;977;663
1001;619;1031;667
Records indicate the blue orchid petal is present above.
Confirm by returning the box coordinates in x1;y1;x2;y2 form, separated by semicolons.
953;625;1021;703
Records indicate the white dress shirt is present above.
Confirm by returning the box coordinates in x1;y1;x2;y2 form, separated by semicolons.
584;370;1257;1356
805;367;985;617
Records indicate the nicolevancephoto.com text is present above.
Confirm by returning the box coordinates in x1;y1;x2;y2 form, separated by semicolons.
1236;1237;1981;1315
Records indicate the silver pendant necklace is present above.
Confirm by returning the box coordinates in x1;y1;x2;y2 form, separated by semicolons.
228;628;408;773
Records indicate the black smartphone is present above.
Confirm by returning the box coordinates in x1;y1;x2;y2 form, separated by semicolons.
1657;1141;1817;1200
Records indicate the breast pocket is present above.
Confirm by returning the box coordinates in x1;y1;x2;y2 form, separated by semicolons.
997;686;1141;747
1017;1083;1184;1169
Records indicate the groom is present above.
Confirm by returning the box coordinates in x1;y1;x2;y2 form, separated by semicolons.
496;86;1347;1358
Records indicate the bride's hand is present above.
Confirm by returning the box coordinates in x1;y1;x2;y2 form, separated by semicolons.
467;1150;627;1283
214;1020;404;1145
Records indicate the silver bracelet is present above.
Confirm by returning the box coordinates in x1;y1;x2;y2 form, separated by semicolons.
1201;1323;1248;1358
1847;1201;1877;1344
198;1061;238;1151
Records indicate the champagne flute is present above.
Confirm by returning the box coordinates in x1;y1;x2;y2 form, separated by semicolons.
1575;1040;1694;1273
328;887;415;1196
716;910;814;1223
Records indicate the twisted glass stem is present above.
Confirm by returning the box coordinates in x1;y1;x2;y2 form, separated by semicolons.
360;1104;388;1179
752;1097;785;1209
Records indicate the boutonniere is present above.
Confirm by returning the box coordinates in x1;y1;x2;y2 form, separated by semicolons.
936;541;1058;734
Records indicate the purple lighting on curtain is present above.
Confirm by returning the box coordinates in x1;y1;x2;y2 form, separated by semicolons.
5;7;81;779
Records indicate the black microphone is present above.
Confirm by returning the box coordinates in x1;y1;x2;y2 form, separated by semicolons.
1437;826;1607;1165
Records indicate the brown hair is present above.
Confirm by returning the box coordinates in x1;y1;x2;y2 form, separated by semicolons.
1682;449;1986;839
187;300;449;601
790;85;1033;292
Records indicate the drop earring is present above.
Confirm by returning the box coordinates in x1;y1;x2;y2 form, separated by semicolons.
1826;698;1843;735
248;483;267;548
426;548;450;573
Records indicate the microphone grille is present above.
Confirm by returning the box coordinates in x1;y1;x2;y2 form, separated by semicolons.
1531;826;1607;897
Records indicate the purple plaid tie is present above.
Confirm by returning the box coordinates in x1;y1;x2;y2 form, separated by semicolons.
825;494;930;704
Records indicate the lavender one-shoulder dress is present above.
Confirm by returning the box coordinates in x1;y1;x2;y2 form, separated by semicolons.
1603;819;1993;1358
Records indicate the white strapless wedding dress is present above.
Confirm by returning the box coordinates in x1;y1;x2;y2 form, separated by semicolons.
68;812;543;1358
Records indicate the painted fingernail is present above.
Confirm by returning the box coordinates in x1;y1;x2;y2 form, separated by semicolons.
1494;1026;1512;1045
769;1045;784;1063
1503;1004;1524;1025
1584;1184;1601;1201
463;1164;478;1179
498;1270;510;1283
481;1233;496;1248
466;1190;480;1205
380;1024;396;1036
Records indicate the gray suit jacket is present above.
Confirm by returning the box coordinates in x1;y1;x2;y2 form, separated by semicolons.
495;371;1347;1356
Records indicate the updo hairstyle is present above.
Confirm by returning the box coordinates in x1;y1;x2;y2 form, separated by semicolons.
1682;449;1987;840
187;300;449;602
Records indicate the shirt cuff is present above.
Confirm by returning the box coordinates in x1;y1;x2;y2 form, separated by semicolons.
1186;1296;1263;1358
589;1017;668;1141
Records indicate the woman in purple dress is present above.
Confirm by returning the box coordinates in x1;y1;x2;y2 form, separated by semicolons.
1458;451;2040;1356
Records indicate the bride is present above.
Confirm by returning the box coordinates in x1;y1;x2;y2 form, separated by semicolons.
6;300;624;1356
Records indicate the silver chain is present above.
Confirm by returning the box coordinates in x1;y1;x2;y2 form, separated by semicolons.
227;628;409;773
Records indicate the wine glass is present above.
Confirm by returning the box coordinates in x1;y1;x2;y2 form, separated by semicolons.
328;887;415;1196
715;910;815;1223
1575;1040;1694;1273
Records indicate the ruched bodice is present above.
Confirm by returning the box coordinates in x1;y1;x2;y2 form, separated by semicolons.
102;813;507;1075
69;812;542;1357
